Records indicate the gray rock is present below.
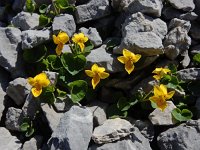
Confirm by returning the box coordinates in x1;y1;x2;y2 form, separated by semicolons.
0;27;25;78
162;7;198;21
47;105;93;150
87;101;108;126
52;14;76;37
22;93;40;118
41;103;63;132
157;119;200;150
0;67;10;121
164;18;191;60
75;0;111;23
79;27;102;47
53;97;74;112
190;22;200;40
92;118;134;144
167;0;195;11
22;135;43;150
126;0;163;17
180;50;190;68
6;78;31;106
114;13;164;56
129;119;154;141
90;127;152;150
12;0;26;12
111;0;133;12
11;12;40;31
0;127;22;150
44;71;58;86
148;101;177;125
5;107;23;131
177;68;200;82
86;45;124;73
21;29;51;50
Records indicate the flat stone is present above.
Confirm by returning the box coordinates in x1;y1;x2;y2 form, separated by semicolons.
148;101;177;125
41;103;63;132
79;27;102;47
168;0;195;11
52;14;76;37
0;27;25;78
87;101;108;126
157;119;200;150
5;107;23;131
126;0;163;17
75;0;111;23
0;127;22;150
11;12;40;31
86;45;124;73
180;50;190;68
177;68;200;82
47;105;93;150
22;135;43;150
53;97;74;113
111;0;134;12
44;71;58;86
6;78;30;106
92;118;134;144
21;29;51;50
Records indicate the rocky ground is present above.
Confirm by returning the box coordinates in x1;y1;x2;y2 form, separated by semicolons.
1;0;200;150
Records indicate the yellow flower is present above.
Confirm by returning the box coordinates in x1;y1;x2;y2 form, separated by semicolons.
85;64;109;89
152;67;171;80
28;73;50;97
72;33;88;52
53;31;69;55
149;84;175;111
117;49;141;74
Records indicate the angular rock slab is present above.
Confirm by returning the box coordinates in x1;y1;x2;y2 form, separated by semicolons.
167;0;195;11
92;118;134;144
114;12;164;56
0;127;22;150
126;0;163;17
11;12;40;31
0;27;25;78
177;68;200;82
148;101;177;125
6;78;30;106
75;0;111;23
21;29;51;50
47;105;93;150
157;119;200;150
22;135;43;150
52;14;76;37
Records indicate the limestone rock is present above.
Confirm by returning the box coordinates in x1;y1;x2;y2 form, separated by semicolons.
11;12;40;31
22;135;43;150
92;118;134;144
52;14;76;37
157;120;200;150
75;0;111;23
167;0;195;11
5;107;23;131
148;101;177;125
6;78;30;106
0;27;25;78
177;68;200;82
111;0;133;12
47;105;93;150
79;27;102;47
21;29;51;50
44;71;58;86
0;127;22;150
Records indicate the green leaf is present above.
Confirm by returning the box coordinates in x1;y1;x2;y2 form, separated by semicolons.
193;53;200;64
160;74;171;84
61;53;86;75
25;0;35;13
172;108;193;122
107;104;128;119
168;64;177;74
46;55;62;70
20;122;30;132
187;81;200;96
39;4;48;14
84;40;94;53
166;83;177;89
56;88;67;97
117;97;131;112
67;80;88;103
40;86;55;104
55;0;69;9
39;14;51;27
23;45;47;63
25;127;34;137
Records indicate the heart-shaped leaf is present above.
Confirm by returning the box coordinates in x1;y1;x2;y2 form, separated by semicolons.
172;108;193;122
20;122;30;132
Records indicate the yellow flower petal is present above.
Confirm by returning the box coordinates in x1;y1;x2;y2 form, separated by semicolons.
123;49;132;58
160;84;167;95
99;72;109;79
53;35;59;44
27;77;35;86
153;75;161;80
31;87;42;97
56;44;64;55
152;68;163;74
78;43;85;52
165;91;175;100
162;68;171;74
91;64;99;72
92;76;100;89
58;32;69;44
85;70;95;77
125;60;134;74
149;95;167;111
154;85;164;96
132;54;141;63
117;56;127;64
35;73;50;87
84;36;89;42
